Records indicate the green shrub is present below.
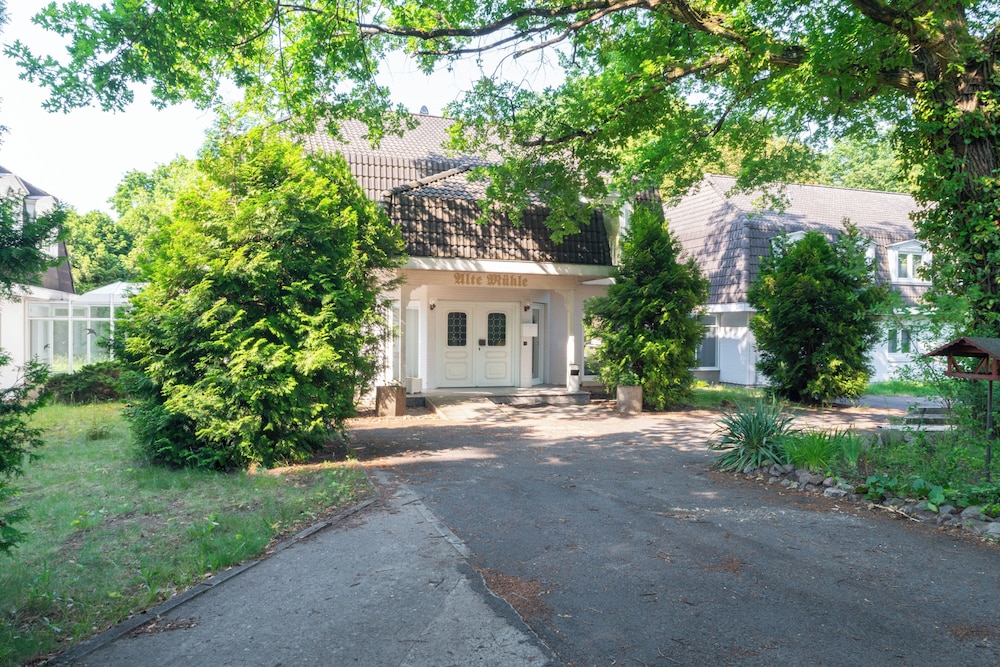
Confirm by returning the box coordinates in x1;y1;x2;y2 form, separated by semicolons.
709;400;796;472
43;361;125;404
120;129;404;470
748;224;890;404
583;205;709;410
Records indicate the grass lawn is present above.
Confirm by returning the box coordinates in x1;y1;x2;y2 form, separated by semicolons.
865;380;939;397
689;382;764;409
1;403;371;666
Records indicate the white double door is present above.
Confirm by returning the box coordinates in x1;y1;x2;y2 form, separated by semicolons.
438;302;516;387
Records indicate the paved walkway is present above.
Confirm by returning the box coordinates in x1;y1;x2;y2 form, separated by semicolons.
57;471;556;666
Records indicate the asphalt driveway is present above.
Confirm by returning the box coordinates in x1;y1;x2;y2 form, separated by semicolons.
349;401;1000;666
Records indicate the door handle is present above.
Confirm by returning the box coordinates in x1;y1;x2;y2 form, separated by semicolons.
478;339;487;346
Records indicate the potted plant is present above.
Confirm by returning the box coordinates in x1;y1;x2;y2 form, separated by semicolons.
616;369;642;414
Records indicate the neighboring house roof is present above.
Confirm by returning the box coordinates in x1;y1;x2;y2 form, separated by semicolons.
0;165;54;199
0;166;75;294
301;115;612;266
667;174;924;305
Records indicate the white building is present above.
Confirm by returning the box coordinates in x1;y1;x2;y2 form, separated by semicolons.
0;166;127;387
667;175;929;386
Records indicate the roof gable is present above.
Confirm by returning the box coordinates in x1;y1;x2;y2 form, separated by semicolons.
301;115;612;267
668;175;923;305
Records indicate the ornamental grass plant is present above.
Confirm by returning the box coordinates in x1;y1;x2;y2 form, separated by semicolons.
708;399;796;472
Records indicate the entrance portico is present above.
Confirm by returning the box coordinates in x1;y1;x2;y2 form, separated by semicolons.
388;260;611;392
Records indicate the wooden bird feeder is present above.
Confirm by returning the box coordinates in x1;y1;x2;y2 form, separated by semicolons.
924;336;1000;481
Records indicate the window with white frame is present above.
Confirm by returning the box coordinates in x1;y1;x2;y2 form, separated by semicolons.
28;303;114;373
887;328;912;356
889;241;930;283
695;315;718;368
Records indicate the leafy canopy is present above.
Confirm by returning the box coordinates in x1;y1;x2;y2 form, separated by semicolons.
584;205;708;410
748;224;891;404
10;1;1000;329
121;129;404;469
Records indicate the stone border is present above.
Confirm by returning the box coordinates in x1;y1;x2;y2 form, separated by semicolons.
737;463;1000;542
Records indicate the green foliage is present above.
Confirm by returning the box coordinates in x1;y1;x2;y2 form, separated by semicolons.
14;0;1000;332
121;128;404;469
63;209;140;293
0;357;49;554
708;400;796;472
783;431;842;473
111;157;201;276
749;224;891;404
815;134;916;193
584;206;709;410
43;361;126;404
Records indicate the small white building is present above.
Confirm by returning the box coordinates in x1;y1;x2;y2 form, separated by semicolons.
303;115;617;392
667;175;930;386
0;166;128;387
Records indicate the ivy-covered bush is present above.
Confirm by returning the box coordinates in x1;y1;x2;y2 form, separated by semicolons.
584;205;709;410
120;129;404;469
44;361;126;403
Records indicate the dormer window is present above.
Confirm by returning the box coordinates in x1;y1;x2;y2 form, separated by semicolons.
889;240;930;284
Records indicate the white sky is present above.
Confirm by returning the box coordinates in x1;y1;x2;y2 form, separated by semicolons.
0;1;553;217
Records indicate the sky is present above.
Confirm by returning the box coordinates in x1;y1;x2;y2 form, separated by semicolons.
0;1;552;217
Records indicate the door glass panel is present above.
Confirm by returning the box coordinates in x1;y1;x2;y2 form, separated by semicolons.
486;312;506;346
447;311;467;347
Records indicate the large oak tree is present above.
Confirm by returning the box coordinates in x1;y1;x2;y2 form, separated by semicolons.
8;1;1000;330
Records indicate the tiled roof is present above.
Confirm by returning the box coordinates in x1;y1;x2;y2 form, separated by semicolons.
667;174;926;305
301;115;612;266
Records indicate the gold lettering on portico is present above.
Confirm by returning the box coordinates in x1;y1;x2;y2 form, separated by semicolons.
453;272;482;286
453;272;529;288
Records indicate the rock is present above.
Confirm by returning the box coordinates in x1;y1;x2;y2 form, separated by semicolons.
824;487;849;499
915;500;929;511
796;470;813;485
884;497;906;509
822;476;835;487
768;476;781;484
837;483;856;494
961;506;986;522
913;510;938;522
985;523;1000;539
780;464;796;474
938;504;958;516
780;479;793;488
769;464;785;477
804;484;818;493
965;520;991;535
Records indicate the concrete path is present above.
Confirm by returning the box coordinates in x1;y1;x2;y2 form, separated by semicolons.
58;471;557;667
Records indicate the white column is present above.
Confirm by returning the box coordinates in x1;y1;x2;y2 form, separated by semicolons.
399;283;414;392
558;289;579;390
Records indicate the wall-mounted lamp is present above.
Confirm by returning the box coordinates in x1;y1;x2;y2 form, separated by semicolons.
523;303;531;312
429;300;436;311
